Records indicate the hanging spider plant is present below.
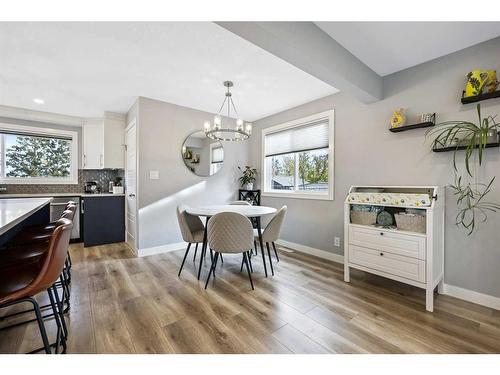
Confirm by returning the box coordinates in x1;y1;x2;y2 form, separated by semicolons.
450;174;500;235
427;104;499;176
427;104;500;235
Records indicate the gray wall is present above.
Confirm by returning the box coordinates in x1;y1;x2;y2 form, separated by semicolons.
249;37;500;298
135;97;249;249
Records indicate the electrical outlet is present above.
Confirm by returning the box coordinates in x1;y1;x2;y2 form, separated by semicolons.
334;237;341;247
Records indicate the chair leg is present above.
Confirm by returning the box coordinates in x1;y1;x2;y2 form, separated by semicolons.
272;242;280;262
178;243;191;277
193;242;198;262
47;287;66;354
30;298;52;354
266;242;274;276
247;251;253;273
60;274;71;313
52;284;68;341
204;252;218;289
220;253;224;264
253;240;258;255
212;251;219;278
243;253;254;290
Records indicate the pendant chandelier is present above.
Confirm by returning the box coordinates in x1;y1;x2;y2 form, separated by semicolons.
204;81;252;142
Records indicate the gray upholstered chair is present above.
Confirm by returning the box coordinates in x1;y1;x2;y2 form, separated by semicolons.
176;206;205;277
230;200;251;206
255;205;287;265
205;212;254;290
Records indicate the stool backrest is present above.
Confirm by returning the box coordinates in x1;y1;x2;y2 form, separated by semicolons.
61;209;75;221
208;212;253;253
30;218;73;293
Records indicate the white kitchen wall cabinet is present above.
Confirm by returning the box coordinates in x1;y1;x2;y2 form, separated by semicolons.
344;185;444;312
83;113;125;169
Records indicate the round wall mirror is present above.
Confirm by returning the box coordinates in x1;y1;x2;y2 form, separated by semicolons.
181;131;224;176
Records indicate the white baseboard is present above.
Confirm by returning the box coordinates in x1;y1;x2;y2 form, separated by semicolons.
443;284;500;310
276;239;344;264
276;239;500;311
138;241;187;257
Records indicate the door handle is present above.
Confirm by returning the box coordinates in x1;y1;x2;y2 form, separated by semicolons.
128;193;135;198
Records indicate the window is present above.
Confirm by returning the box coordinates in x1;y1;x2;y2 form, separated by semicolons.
0;123;78;184
210;143;224;175
262;110;334;200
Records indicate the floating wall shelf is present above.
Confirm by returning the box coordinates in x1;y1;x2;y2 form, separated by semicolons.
433;142;500;153
461;90;500;104
389;121;435;133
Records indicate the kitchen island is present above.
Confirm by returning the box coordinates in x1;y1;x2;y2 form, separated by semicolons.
0;198;52;247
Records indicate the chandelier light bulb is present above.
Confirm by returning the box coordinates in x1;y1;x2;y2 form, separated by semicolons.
245;123;253;135
203;121;211;132
236;118;244;131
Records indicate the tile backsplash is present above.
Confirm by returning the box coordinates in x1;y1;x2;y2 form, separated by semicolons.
0;169;125;194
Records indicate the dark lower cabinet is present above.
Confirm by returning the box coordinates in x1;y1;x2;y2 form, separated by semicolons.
82;196;125;247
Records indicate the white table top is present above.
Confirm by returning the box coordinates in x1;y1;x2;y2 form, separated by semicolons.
186;205;277;218
0;198;52;236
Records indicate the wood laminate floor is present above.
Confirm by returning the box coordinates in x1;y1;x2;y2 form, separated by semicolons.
1;242;500;354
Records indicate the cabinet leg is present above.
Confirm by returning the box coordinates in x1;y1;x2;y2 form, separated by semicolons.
437;278;444;294
344;265;350;282
426;288;434;312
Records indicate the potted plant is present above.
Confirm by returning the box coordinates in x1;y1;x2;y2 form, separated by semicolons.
238;166;257;190
427;104;500;234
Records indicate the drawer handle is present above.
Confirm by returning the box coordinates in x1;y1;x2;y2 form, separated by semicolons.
380;252;384;256
380;232;384;236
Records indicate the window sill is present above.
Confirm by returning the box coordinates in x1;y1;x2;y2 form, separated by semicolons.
0;179;79;185
262;191;333;201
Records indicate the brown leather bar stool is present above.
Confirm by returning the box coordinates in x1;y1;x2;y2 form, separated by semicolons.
0;218;73;354
0;217;73;322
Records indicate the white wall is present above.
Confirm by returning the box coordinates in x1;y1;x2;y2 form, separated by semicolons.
134;97;249;250
249;37;500;298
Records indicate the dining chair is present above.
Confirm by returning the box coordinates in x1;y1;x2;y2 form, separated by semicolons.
255;205;287;264
205;212;254;290
0;218;73;354
230;200;251;206
176;206;205;277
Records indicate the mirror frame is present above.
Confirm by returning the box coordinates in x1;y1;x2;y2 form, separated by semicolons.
181;131;224;177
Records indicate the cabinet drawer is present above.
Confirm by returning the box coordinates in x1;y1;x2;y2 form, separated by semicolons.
349;225;426;260
349;244;426;283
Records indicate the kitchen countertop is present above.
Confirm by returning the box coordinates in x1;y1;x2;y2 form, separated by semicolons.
0;193;125;198
0;197;52;236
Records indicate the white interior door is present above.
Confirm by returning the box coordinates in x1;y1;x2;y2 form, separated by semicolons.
125;121;137;252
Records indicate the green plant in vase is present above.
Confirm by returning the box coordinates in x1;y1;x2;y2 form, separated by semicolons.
427;104;500;234
238;166;257;190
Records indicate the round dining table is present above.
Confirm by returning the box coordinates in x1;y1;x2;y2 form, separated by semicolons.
186;205;277;279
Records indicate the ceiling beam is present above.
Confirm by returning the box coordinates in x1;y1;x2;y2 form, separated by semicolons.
216;22;383;104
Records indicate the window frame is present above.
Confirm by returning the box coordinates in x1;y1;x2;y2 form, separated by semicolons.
0;122;79;185
261;109;334;201
209;142;224;175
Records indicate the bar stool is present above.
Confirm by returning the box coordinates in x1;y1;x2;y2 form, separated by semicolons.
0;218;73;354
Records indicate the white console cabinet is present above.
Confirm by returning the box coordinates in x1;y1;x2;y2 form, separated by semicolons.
344;186;444;312
83;112;125;169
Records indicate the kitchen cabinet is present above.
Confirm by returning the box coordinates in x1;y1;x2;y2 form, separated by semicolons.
82;195;125;247
82;112;125;169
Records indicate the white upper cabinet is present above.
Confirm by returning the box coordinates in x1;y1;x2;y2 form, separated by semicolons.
83;113;125;170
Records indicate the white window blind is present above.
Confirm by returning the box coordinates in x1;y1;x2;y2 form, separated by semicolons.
211;146;224;163
264;119;329;157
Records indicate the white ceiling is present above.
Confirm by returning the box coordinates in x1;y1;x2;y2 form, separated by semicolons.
0;22;337;121
316;22;500;76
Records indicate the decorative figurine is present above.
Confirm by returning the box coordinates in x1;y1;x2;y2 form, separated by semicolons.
390;108;406;128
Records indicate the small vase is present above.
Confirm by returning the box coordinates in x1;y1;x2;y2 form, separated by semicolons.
246;183;254;190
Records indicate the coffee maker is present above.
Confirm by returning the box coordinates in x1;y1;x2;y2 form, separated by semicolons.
84;181;98;194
